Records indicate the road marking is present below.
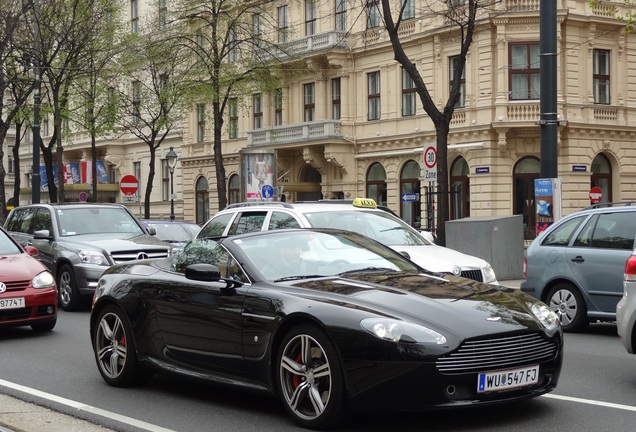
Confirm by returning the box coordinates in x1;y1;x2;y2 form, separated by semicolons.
543;393;636;412
0;378;177;432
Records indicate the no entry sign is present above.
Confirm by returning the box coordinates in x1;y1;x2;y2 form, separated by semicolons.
120;174;139;195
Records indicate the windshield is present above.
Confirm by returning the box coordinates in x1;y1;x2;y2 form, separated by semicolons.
303;210;430;246
148;223;201;242
235;230;419;282
57;208;145;236
0;231;23;255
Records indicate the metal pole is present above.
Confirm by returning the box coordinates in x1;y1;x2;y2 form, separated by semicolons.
539;0;558;178
31;0;41;203
170;169;175;220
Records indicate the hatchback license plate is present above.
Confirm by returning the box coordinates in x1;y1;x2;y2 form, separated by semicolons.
477;365;539;393
0;297;25;310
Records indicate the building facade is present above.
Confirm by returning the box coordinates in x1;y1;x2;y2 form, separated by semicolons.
14;0;636;239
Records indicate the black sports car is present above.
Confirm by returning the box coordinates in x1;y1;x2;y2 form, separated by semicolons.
90;228;563;429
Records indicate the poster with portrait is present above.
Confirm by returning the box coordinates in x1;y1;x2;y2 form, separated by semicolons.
65;162;81;184
240;151;276;200
81;160;110;184
534;178;562;236
96;160;110;183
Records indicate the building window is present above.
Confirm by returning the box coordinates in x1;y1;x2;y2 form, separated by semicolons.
513;156;540;240
159;0;167;29
42;115;49;136
332;78;341;120
591;153;612;203
197;104;205;142
303;83;315;122
449;0;466;6
450;157;470;220
367;71;381;120
229;98;238;138
162;159;169;201
131;0;138;33
510;42;540;100
228;25;237;63
305;0;316;36
366;163;387;205
228;174;241;204
278;6;288;43
593;49;610;104
275;88;283;126
366;0;381;29
253;94;263;129
400;160;421;227
402;68;416;116
134;162;141;196
335;0;347;31
403;0;415;19
449;56;466;108
132;80;141;123
8;146;14;174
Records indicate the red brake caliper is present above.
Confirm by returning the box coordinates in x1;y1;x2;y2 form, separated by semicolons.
292;352;303;388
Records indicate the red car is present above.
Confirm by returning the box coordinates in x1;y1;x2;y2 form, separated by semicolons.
0;227;57;332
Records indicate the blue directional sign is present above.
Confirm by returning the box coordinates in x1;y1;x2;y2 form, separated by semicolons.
401;193;418;202
261;184;274;199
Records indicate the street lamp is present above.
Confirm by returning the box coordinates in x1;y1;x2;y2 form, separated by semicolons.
166;147;178;221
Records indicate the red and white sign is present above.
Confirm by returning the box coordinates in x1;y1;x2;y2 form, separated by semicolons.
589;186;602;204
120;174;139;195
423;144;438;183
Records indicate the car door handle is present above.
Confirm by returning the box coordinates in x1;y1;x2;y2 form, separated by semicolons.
571;256;585;263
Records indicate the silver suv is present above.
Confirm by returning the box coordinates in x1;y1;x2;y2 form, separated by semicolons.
521;202;636;332
4;203;172;311
197;199;498;284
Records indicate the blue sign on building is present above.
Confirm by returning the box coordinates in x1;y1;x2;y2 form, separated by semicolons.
401;193;418;202
475;167;490;174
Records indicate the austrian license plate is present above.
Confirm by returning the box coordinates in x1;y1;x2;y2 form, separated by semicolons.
477;365;539;393
0;297;25;310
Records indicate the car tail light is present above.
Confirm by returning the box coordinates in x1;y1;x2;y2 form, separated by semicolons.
624;255;636;282
523;256;527;280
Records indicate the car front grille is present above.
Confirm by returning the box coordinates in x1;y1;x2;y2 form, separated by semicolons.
436;333;558;374
1;280;31;292
460;270;482;282
111;249;170;264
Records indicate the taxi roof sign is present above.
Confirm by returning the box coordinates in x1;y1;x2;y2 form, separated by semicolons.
352;198;377;208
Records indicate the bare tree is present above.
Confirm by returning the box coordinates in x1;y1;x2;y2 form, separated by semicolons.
113;30;192;218
379;0;499;246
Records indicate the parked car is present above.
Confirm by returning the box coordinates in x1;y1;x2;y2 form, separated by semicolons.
4;203;172;311
197;198;498;284
0;226;57;332
141;219;201;248
521;202;636;332
617;253;636;353
90;228;562;429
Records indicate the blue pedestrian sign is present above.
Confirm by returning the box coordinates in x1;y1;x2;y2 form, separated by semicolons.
401;193;418;202
261;184;274;199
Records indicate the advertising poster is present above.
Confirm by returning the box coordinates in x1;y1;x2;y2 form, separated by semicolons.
534;178;562;236
241;151;276;200
96;160;110;183
39;165;59;189
81;160;110;184
64;162;81;184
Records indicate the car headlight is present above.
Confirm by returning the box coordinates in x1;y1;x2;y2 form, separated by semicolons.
78;250;109;266
32;271;55;289
529;302;560;333
483;264;497;284
360;318;447;344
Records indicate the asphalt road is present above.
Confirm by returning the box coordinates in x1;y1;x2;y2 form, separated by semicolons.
2;280;636;432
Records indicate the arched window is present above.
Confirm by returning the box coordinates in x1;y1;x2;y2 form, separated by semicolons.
450;157;470;220
591;153;612;203
513;157;540;240
366;163;387;205
400;160;421;227
196;176;210;225
228;174;240;204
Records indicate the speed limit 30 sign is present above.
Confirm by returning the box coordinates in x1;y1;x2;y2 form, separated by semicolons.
423;145;437;182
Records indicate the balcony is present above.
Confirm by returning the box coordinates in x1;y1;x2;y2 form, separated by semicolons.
247;120;342;147
261;31;349;62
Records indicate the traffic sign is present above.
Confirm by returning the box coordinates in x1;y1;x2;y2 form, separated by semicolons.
401;193;418;202
261;184;274;199
120;174;139;196
589;186;602;204
78;191;88;202
423;144;437;183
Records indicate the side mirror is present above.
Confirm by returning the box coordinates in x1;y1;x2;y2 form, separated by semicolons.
33;230;52;240
147;227;157;235
24;245;39;257
419;230;436;244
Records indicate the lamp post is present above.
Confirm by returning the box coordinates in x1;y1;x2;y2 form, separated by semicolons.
166;147;178;221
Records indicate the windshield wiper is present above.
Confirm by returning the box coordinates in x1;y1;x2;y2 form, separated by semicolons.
274;275;324;282
380;226;406;233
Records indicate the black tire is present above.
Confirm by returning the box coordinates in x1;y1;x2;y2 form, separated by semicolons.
57;264;83;311
31;319;56;332
92;304;153;387
546;282;588;332
276;324;348;429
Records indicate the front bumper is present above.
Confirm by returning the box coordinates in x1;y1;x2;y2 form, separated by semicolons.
0;288;57;328
617;289;636;354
